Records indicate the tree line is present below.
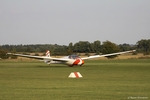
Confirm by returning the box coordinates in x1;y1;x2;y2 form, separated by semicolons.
0;39;150;59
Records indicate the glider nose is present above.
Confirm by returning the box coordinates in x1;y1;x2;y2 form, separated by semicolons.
81;60;84;66
72;59;85;66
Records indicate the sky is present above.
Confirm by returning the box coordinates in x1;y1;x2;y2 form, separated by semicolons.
0;0;150;45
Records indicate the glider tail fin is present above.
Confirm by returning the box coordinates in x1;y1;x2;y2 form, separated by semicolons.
46;50;50;57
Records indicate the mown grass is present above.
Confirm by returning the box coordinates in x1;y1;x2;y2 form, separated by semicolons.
0;59;150;100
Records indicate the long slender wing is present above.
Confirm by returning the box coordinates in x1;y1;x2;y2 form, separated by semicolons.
7;53;69;62
81;50;136;60
7;53;50;59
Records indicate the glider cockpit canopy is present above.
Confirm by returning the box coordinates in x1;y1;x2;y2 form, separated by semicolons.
68;54;80;60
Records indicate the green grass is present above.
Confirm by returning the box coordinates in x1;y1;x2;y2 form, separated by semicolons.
0;59;150;100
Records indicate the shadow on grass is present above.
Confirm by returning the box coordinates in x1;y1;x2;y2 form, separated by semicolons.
37;64;69;68
37;64;86;68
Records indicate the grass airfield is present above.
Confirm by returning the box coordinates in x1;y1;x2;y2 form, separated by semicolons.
0;59;150;100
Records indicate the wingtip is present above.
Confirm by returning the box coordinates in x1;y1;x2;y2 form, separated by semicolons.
7;53;12;55
131;50;136;52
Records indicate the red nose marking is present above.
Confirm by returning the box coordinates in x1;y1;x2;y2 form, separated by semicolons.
73;59;80;65
81;60;84;65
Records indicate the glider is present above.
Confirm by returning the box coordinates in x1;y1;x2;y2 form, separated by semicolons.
7;50;136;67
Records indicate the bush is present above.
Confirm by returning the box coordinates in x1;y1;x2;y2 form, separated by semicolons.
0;49;8;59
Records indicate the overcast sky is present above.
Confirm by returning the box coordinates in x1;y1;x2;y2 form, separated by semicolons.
0;0;150;45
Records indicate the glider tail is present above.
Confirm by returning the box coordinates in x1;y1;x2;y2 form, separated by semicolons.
46;50;50;57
